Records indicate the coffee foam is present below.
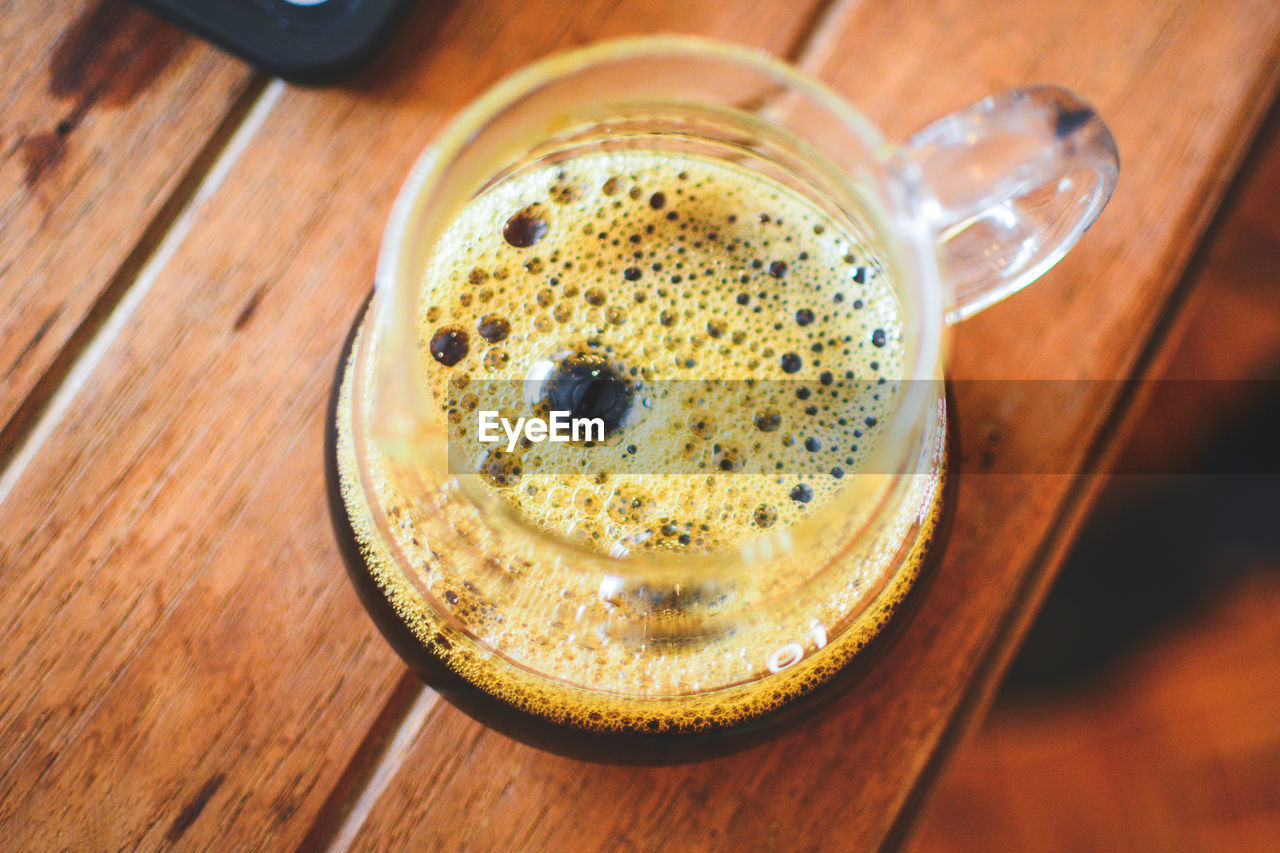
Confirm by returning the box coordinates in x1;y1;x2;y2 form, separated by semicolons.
418;152;903;555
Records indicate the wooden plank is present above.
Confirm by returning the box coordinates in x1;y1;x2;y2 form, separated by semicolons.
342;1;1280;851
0;1;831;849
1114;100;1280;473
0;0;258;460
913;571;1280;853
914;109;1280;852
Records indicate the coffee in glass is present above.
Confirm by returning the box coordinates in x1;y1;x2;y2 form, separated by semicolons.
326;37;1117;760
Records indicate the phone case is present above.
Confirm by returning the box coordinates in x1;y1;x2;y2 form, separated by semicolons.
134;0;416;81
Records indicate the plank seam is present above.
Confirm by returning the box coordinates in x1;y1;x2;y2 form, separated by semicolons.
0;77;285;508
785;0;862;73
877;36;1280;853
317;684;441;853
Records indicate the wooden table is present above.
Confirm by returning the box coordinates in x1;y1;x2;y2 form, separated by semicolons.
3;0;1278;849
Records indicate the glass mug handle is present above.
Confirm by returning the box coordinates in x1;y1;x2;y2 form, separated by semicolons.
902;86;1119;323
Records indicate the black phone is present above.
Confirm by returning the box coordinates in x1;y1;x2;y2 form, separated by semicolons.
134;0;416;81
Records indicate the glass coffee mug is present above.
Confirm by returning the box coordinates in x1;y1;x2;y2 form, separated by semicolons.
326;36;1117;761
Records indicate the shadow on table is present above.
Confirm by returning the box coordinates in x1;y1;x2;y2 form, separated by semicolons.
1003;376;1280;694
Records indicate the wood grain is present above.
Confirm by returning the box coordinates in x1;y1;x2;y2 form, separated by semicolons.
0;0;830;848
343;1;1280;850
1115;99;1280;474
0;0;257;461
913;571;1280;852
912;109;1280;852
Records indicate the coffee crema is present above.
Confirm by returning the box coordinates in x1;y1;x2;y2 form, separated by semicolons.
419;152;903;553
331;150;945;735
